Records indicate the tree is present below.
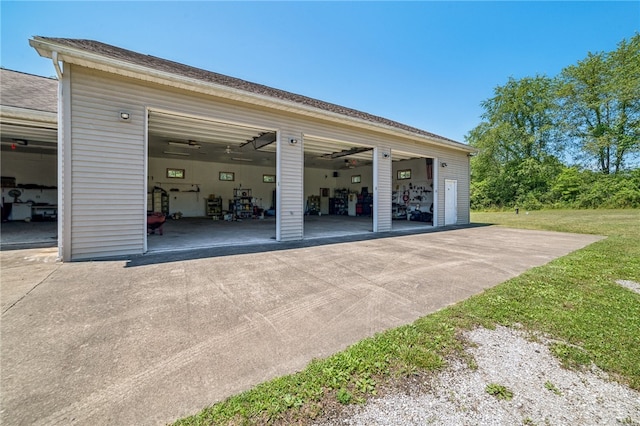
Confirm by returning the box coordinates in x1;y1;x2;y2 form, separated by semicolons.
467;34;639;210
558;34;640;174
467;75;562;208
472;76;561;166
608;34;640;171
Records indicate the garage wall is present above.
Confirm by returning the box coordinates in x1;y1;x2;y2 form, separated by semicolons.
1;151;57;187
304;166;378;217
0;188;57;206
374;147;392;232
65;66;470;259
392;158;435;212
336;166;373;191
391;154;469;226
435;153;470;225
278;129;304;240
304;168;338;199
148;157;276;216
69;66;146;259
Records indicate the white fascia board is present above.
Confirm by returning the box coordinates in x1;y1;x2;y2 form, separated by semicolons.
0;105;58;127
30;38;474;154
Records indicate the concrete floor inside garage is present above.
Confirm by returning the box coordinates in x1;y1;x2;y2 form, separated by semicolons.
146;215;433;253
0;216;433;254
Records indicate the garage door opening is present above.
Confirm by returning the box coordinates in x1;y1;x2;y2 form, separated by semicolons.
303;134;375;239
146;109;277;253
391;150;436;231
0;136;58;248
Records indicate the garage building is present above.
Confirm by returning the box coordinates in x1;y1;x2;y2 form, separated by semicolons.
12;37;475;261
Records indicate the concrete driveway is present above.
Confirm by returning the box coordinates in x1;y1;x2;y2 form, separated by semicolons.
0;226;602;425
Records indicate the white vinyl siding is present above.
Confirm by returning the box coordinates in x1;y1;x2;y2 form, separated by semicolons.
69;66;146;259
64;66;471;259
278;130;303;241
58;70;70;260
374;147;392;232
435;155;470;226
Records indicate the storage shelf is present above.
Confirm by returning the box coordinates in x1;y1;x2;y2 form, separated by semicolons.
205;196;223;220
149;187;169;216
233;188;253;219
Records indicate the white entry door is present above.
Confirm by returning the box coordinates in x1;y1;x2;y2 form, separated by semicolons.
320;188;330;215
445;179;457;225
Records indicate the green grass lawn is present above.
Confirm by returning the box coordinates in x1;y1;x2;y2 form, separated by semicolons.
175;209;640;425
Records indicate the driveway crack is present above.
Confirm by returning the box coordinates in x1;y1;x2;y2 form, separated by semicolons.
2;266;59;315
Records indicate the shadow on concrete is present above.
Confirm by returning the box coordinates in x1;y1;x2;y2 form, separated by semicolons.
123;223;493;268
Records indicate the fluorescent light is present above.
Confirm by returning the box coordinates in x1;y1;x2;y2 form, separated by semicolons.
163;151;190;156
231;157;252;162
168;141;200;149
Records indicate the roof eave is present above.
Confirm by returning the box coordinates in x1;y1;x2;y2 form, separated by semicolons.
29;37;474;153
0;105;58;126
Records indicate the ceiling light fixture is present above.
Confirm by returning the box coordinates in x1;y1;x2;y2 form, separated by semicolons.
163;151;190;156
168;141;201;149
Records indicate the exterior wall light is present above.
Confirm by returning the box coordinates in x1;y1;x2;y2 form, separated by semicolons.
441;162;448;168
289;138;298;145
119;111;131;121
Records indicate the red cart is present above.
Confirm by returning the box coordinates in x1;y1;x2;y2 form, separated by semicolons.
147;212;166;235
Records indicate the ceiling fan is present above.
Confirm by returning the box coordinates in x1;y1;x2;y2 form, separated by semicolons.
223;145;242;155
221;145;252;162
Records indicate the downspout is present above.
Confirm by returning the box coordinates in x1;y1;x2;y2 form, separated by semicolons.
53;51;64;260
52;51;72;260
51;51;63;79
52;51;64;260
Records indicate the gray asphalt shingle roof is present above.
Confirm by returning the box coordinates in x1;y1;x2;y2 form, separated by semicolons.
0;68;57;113
35;37;463;145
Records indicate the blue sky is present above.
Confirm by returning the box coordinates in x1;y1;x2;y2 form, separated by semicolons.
1;1;638;143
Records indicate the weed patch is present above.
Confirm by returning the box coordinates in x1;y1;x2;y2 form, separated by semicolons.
544;381;562;396
485;383;513;400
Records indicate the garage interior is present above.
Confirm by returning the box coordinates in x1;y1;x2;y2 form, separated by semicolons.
1;110;436;254
2;111;433;252
144;110;435;253
0;106;59;249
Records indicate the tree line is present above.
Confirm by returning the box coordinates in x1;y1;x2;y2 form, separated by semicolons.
467;34;640;210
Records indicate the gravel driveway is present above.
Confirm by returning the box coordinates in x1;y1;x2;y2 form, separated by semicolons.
315;282;640;426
